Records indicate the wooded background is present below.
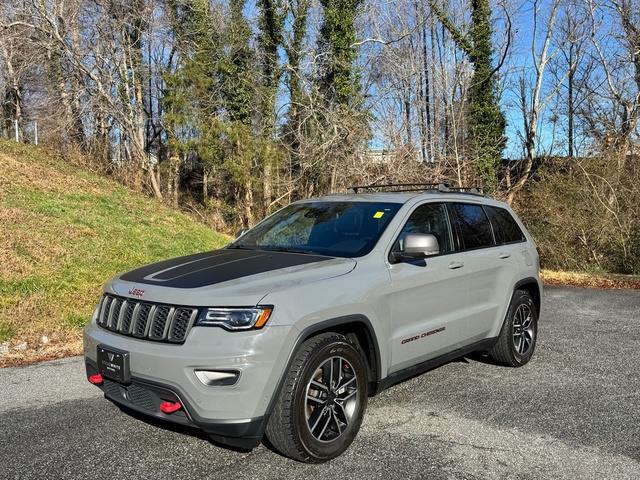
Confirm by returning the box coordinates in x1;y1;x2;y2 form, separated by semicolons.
0;0;638;274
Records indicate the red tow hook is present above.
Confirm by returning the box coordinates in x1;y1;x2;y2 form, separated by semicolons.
160;400;182;414
88;373;104;385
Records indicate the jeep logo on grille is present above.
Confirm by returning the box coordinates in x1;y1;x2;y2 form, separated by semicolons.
128;288;145;298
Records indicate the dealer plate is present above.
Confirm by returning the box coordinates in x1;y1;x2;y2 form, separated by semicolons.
97;345;130;384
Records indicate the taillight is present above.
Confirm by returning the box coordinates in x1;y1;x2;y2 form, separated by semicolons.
88;373;103;385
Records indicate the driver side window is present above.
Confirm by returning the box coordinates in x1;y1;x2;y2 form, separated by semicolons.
394;203;453;254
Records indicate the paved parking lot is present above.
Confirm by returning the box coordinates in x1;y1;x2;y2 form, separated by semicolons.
1;286;638;479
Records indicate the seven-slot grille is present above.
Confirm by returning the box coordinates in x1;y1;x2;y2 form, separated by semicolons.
97;294;198;344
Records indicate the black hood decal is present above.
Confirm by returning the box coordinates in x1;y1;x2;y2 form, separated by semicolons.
119;248;334;288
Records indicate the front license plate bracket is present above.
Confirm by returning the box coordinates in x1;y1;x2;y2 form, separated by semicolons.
97;345;131;384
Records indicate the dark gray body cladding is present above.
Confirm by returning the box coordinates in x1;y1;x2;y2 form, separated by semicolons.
120;248;333;288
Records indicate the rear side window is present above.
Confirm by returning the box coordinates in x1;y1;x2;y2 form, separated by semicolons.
394;203;453;254
448;203;495;250
484;206;526;244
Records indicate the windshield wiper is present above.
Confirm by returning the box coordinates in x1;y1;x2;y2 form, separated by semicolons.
260;246;319;255
227;244;257;250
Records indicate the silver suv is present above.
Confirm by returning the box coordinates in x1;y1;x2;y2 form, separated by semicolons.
83;184;541;462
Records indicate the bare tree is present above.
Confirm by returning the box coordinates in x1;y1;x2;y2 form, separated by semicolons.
507;0;562;204
587;0;640;165
0;4;30;141
3;0;163;198
549;1;593;159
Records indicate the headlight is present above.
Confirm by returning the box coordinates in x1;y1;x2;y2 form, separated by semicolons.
195;307;273;331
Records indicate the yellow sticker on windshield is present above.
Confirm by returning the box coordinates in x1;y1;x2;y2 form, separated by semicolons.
373;211;384;219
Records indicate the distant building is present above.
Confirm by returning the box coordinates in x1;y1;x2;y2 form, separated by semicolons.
365;148;422;164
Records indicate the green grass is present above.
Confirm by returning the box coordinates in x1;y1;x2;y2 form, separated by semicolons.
0;324;13;342
0;140;229;348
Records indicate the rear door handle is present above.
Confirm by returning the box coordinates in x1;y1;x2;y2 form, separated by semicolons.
498;252;511;259
448;262;464;269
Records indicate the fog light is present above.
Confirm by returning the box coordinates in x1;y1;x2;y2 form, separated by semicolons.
195;370;239;386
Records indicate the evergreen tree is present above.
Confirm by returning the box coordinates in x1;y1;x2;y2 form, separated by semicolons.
430;0;506;191
318;0;363;108
164;0;281;224
221;0;255;124
284;0;310;135
256;0;285;212
163;0;223;195
257;0;285;132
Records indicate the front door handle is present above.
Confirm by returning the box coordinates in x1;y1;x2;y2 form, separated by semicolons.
498;252;511;259
448;262;464;269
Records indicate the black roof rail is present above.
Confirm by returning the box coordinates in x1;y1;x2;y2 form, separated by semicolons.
347;183;485;196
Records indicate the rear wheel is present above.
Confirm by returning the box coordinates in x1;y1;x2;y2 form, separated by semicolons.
266;332;368;462
489;289;538;367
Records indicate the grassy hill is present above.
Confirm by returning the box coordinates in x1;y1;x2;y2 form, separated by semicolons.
0;141;229;366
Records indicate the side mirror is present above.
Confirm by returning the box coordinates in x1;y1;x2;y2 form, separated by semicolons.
235;228;248;239
391;233;440;263
404;233;439;257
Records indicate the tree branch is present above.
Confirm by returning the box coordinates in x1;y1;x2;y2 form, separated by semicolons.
428;0;473;55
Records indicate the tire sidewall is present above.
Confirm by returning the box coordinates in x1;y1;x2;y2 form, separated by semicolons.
293;340;368;461
508;291;538;365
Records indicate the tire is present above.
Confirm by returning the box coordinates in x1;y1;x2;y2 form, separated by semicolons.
488;289;538;367
265;332;368;462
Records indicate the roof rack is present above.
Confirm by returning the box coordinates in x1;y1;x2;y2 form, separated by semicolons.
347;183;485;196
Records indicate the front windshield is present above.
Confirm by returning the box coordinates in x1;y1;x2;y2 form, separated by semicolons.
230;201;402;258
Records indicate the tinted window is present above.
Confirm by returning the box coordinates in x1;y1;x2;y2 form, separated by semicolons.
231;202;401;257
393;203;453;254
484;206;526;244
449;203;494;249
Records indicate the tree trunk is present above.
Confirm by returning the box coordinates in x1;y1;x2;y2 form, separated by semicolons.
244;181;254;228
263;160;272;215
203;169;209;201
422;12;432;161
404;83;412;146
167;152;180;208
567;45;574;159
430;11;439;159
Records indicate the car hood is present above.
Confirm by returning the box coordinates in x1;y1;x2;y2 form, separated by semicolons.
107;248;356;306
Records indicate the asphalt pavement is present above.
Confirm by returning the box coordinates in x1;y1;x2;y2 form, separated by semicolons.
1;286;639;479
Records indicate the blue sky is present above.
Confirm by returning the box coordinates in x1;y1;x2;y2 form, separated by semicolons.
502;0;553;159
245;0;575;159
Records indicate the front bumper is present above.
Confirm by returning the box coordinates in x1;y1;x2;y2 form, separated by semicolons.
85;359;265;449
83;321;297;448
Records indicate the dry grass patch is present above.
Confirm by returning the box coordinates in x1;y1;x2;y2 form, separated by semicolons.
0;140;230;366
0;147;104;195
0;333;83;368
5;140;637;366
541;269;640;289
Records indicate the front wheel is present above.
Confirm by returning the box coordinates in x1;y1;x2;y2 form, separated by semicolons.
489;289;538;367
265;332;368;462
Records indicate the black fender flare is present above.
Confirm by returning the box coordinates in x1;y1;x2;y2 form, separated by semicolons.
513;277;541;313
264;314;383;422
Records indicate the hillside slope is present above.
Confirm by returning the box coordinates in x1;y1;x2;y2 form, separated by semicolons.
0;141;229;366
